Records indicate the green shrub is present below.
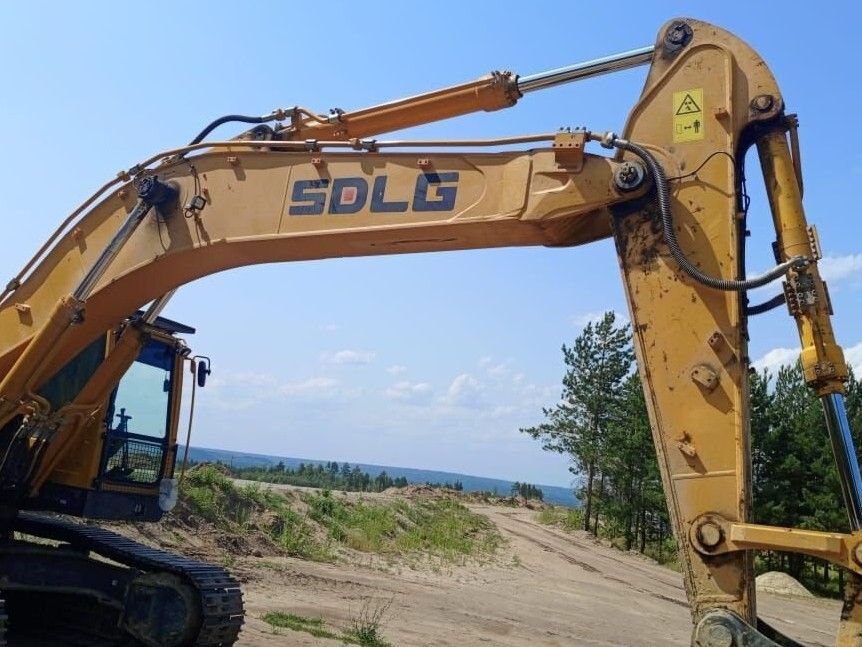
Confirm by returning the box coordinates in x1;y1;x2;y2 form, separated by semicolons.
535;506;583;531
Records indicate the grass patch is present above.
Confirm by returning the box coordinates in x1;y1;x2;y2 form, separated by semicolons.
395;499;500;558
535;505;680;568
263;603;391;646
303;490;500;561
262;612;340;640
180;465;332;561
179;466;499;565
346;598;392;646
535;506;584;531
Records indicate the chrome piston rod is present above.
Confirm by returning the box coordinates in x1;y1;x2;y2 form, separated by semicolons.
822;392;862;530
73;200;153;301
517;45;655;94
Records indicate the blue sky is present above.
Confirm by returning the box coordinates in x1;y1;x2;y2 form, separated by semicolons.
1;2;860;487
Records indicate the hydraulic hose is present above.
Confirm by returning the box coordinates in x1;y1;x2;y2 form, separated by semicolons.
746;293;786;316
188;114;271;146
612;138;808;291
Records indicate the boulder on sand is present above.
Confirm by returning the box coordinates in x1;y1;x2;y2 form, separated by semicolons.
755;571;814;597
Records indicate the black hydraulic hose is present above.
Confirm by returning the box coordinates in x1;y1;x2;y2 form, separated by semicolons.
746;293;786;316
613;139;808;291
188;114;269;146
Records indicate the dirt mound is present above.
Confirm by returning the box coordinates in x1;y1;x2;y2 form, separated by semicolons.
383;484;458;499
382;485;547;510
755;571;814;597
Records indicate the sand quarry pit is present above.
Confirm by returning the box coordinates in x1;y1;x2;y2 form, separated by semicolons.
111;482;839;646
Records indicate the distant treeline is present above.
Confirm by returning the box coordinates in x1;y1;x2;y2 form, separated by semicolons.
511;482;544;500
192;459;546;500
224;461;409;492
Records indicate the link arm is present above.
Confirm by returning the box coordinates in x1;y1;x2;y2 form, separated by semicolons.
688;515;862;577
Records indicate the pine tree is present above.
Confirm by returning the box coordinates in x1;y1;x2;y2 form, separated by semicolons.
600;372;657;550
521;311;633;534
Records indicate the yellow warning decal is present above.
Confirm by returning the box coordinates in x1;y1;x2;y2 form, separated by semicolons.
673;88;704;143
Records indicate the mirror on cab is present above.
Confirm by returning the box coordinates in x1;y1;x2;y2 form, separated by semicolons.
195;356;212;388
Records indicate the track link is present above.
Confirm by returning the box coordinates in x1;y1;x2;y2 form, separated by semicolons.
0;596;6;647
13;512;243;646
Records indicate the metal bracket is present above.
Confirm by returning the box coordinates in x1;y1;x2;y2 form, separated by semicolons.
553;130;586;171
790;272;818;310
691;364;720;392
782;281;800;316
806;224;822;261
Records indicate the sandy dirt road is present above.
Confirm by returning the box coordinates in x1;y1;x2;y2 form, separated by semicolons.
232;502;841;646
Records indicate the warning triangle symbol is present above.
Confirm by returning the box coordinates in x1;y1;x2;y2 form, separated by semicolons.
676;93;701;115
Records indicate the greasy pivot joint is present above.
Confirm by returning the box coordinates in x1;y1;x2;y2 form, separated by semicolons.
613;161;646;192
692;610;800;647
664;21;693;56
136;176;177;206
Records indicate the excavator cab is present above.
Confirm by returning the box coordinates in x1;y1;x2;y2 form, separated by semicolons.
28;315;194;522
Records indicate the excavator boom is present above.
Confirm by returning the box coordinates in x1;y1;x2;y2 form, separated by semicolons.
0;17;859;647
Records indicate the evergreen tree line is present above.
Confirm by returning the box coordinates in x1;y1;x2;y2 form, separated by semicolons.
510;481;544;500
424;480;465;491
522;311;862;594
751;362;862;593
227;460;409;493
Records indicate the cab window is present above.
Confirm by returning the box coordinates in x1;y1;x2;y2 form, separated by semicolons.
101;339;175;485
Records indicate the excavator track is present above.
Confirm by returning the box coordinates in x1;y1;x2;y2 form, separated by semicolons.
0;596;6;647
12;512;243;646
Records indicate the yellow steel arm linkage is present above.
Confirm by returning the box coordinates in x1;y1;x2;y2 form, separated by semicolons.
0;16;859;647
0;142;638;418
612;18;858;647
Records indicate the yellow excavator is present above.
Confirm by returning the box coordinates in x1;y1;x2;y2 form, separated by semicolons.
0;16;858;646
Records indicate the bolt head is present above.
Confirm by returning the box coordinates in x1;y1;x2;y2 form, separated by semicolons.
696;522;724;548
667;26;686;44
613;161;646;192
752;95;774;112
664;21;693;54
621;163;638;180
703;624;734;647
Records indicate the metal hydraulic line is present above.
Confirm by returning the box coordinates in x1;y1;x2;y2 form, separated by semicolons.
822;393;862;530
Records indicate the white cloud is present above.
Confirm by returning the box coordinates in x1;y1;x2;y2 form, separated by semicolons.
201;370;276;394
752;347;798;374
572;310;605;327
386;365;407;375
443;373;484;407
384;380;433;403
224;371;278;387
202;371;344;407
572;309;628;328
280;377;339;397
820;254;862;285
321;323;338;332
321;349;375;365
847;342;862;375
489;405;517;418
478;356;511;378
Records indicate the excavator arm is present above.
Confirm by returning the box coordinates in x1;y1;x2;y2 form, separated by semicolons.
0;16;859;647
